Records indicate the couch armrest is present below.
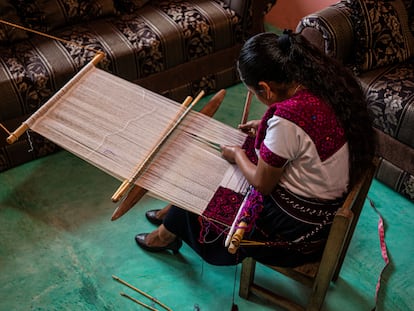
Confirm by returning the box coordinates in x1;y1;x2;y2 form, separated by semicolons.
224;0;277;36
296;2;354;64
224;0;249;17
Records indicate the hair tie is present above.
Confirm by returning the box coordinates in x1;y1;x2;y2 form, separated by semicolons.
278;29;293;53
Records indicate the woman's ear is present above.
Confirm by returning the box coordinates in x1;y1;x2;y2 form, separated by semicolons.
258;81;272;100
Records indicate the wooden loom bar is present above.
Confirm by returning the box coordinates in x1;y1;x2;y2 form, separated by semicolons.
226;91;253;253
110;91;203;203
111;89;227;220
6;53;105;144
6;124;29;144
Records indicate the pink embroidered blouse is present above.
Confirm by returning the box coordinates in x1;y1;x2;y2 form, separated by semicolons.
256;89;349;200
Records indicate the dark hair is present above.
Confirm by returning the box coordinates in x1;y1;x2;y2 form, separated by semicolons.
237;31;376;188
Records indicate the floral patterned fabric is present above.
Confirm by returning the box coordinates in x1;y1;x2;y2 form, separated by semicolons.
114;0;150;13
0;0;276;172
297;0;414;202
361;59;414;148
0;1;28;44
344;0;414;74
14;0;116;32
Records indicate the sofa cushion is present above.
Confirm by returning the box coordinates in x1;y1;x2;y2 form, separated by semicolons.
0;0;243;122
358;58;414;149
0;1;28;44
14;0;116;32
405;0;414;34
345;0;414;74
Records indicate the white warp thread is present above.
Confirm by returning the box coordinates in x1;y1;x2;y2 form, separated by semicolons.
28;65;248;215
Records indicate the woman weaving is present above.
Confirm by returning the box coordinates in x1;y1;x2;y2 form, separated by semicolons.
135;31;375;267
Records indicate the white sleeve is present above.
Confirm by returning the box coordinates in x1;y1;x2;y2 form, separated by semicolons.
263;115;305;162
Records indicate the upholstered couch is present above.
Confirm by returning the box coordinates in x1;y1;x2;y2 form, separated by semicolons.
0;0;276;171
297;0;414;201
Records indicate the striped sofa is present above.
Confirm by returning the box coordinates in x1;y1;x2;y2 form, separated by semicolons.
0;0;276;171
297;0;414;201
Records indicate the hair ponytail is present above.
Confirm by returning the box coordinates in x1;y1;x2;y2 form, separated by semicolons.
277;29;293;55
237;32;376;188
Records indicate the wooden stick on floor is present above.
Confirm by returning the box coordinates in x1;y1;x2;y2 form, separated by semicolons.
113;275;172;311
120;292;159;311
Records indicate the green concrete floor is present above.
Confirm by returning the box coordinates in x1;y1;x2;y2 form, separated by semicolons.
1;82;413;311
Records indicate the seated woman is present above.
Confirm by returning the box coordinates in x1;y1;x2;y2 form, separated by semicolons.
135;30;376;267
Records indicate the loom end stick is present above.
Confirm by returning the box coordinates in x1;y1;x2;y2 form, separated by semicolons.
6;123;29;144
111;185;148;221
91;52;105;66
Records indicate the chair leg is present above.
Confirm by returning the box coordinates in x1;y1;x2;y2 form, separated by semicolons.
239;257;256;298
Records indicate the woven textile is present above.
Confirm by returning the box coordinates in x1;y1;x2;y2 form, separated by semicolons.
27;63;248;214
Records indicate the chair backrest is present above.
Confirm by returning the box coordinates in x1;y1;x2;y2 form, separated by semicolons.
306;158;378;308
239;158;378;311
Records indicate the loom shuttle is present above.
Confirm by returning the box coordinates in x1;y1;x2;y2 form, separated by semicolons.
111;185;148;220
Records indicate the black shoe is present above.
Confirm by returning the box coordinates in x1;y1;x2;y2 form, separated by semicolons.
135;233;182;254
145;209;163;226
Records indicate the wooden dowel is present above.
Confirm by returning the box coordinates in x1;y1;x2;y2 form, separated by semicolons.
0;19;103;55
110;89;227;221
5;51;103;146
91;52;105;65
120;292;159;311
113;275;172;311
6;123;29;144
227;91;253;253
0;123;11;136
240;91;253;124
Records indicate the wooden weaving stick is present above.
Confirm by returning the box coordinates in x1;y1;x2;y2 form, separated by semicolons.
110;93;199;203
111;89;227;220
241;90;253;124
226;91;253;253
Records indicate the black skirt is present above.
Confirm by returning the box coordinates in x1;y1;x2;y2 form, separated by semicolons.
163;186;344;267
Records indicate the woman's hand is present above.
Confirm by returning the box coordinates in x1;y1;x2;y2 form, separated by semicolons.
220;145;244;164
238;120;260;136
221;144;283;194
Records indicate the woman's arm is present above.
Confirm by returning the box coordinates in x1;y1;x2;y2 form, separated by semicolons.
221;145;283;195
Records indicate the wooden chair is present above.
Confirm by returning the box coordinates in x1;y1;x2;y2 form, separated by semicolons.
239;159;378;311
